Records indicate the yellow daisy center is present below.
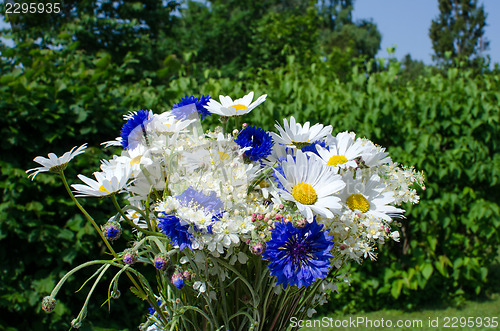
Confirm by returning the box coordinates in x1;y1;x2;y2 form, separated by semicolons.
232;104;248;112
292;182;317;205
327;155;348;166
346;194;369;213
99;185;110;194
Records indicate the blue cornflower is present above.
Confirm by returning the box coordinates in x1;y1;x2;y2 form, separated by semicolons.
120;110;151;149
158;188;225;249
175;187;224;216
234;126;274;162
172;95;212;121
262;219;334;289
157;215;193;251
301;140;328;156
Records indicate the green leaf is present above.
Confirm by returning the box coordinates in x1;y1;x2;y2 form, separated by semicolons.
391;279;403;299
129;286;147;301
421;263;434;280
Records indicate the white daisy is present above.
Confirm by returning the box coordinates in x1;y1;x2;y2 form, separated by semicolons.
359;138;392;167
26;144;87;180
273;151;345;221
204;91;267;117
152;111;196;134
103;145;154;177
315;131;366;172
339;171;404;222
270;116;332;149
72;163;133;197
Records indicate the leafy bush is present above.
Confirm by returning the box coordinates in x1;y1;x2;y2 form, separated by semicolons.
0;39;177;330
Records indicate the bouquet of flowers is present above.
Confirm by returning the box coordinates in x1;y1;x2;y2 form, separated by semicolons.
28;92;424;330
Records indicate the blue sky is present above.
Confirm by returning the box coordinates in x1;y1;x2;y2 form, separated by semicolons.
353;0;500;65
1;1;498;66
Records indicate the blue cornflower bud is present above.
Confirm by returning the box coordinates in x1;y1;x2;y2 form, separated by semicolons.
251;241;266;255
41;296;56;312
154;254;169;271
122;249;138;265
103;220;122;242
171;272;184;289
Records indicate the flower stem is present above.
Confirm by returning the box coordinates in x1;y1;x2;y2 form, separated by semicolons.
59;171;168;324
110;194;165;237
59;171;116;255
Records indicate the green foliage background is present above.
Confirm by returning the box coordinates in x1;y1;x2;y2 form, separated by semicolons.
0;1;499;330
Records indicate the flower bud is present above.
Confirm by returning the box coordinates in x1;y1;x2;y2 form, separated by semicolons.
71;319;81;329
251;241;266;255
103;220;122;242
122;249;138;265
154;254;169;271
182;270;192;281
171;272;184;289
71;318;82;329
41;296;56;313
296;218;307;228
112;290;121;299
